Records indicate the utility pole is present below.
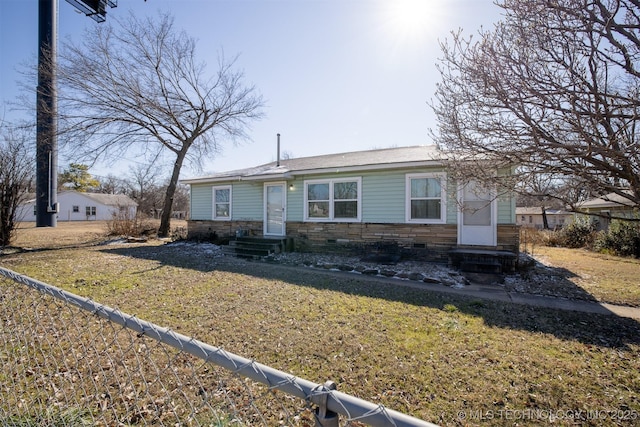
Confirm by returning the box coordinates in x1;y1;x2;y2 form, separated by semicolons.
35;0;58;227
35;0;118;227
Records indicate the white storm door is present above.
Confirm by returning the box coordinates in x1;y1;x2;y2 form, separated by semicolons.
458;180;496;246
264;183;286;236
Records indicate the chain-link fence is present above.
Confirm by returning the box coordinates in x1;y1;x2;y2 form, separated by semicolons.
0;267;436;427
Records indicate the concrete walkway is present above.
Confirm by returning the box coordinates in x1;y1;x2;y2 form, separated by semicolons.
449;280;640;320
291;265;640;321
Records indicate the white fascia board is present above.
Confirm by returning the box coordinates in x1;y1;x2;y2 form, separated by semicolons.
181;172;293;185
240;172;293;181
180;176;243;185
290;160;444;176
180;160;443;184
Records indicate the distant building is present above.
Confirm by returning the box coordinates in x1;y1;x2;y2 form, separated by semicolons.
577;190;637;230
17;190;138;222
516;207;574;230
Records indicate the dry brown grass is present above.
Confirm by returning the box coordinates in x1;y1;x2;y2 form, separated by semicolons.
12;221;112;248
11;220;188;249
518;227;640;306
529;246;640;307
2;222;640;426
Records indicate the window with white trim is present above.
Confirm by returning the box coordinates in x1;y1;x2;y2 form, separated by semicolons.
406;173;446;223
212;186;231;220
304;178;361;221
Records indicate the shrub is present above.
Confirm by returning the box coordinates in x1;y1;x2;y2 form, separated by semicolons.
106;209;157;237
520;227;545;248
594;218;640;258
519;227;559;256
553;216;597;249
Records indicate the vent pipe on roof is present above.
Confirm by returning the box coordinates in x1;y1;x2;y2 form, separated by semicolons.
277;133;281;167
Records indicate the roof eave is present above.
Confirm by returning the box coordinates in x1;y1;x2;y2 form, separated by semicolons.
181;172;293;185
241;172;294;181
182;160;445;185
180;175;244;185
290;160;444;176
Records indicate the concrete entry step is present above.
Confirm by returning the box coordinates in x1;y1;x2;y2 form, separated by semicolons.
448;248;518;274
225;236;293;258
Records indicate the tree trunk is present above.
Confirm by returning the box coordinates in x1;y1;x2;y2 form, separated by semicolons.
541;206;549;230
158;150;187;238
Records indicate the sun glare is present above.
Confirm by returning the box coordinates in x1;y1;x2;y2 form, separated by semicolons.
384;0;444;41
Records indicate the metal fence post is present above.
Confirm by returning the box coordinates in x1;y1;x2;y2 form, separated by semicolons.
314;380;339;427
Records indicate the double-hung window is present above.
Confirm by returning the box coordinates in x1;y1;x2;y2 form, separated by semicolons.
406;173;446;223
305;178;361;221
212;185;231;220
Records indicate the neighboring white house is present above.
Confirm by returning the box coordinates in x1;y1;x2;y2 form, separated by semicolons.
17;191;138;222
577;190;637;230
516;207;574;230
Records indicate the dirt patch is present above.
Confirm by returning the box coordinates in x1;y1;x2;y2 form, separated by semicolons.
10;220;187;250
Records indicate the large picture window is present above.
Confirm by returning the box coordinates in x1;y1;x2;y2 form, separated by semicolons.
212;186;231;220
406;173;446;223
305;178;361;221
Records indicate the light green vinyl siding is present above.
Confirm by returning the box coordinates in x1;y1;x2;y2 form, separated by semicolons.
286;179;304;220
497;167;516;224
231;182;263;220
190;184;213;220
292;167;455;224
445;179;458;224
361;172;405;223
189;167;515;225
497;192;515;224
189;181;262;220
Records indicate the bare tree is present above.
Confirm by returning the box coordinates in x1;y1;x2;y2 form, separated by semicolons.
172;183;190;219
56;12;264;236
96;174;128;195
0;121;35;246
431;0;640;216
125;163;166;218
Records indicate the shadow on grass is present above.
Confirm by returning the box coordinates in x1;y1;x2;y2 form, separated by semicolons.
501;260;598;302
99;245;640;350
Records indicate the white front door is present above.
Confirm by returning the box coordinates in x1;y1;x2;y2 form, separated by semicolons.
458;180;496;246
264;183;286;236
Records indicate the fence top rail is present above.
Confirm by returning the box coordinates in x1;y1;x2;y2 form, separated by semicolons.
0;266;437;427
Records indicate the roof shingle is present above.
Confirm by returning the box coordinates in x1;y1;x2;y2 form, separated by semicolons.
182;145;443;184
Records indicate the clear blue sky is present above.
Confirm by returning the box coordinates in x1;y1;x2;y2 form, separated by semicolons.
0;0;502;180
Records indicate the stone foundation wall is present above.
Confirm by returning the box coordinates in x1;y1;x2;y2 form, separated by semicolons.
186;220;263;243
285;222;455;260
187;220;520;261
497;225;520;251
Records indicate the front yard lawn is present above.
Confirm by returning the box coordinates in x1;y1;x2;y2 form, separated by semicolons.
2;236;639;426
525;246;640;307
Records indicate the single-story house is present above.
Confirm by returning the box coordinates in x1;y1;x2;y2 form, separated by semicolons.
181;145;519;264
17;190;138;222
516;207;574;230
577;190;637;230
